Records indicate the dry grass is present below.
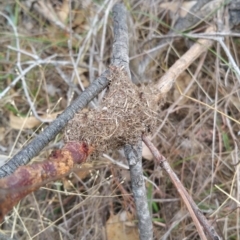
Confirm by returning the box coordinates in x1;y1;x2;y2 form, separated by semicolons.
0;0;240;239
65;65;158;154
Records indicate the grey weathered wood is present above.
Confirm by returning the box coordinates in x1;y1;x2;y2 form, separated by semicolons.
0;70;110;178
112;3;153;240
124;143;153;240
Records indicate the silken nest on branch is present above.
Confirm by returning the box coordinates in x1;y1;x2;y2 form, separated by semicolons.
64;65;159;154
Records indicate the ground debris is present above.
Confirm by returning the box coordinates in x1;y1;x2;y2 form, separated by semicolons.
64;65;159;153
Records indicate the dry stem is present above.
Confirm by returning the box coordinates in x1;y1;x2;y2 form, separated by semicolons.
156;25;216;98
142;135;222;240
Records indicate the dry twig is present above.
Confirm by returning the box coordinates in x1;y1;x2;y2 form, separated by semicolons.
136;0;224;78
0;4;154;240
156;25;216;98
142;135;222;240
111;4;153;240
0;70;110;178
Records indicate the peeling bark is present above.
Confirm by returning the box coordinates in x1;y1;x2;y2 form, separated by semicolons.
0;142;93;222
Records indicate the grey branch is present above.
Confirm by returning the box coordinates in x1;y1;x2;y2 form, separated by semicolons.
112;3;153;240
124;143;153;240
111;3;130;76
0;70;110;178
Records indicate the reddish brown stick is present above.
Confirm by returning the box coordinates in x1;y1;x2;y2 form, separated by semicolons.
142;135;221;240
0;142;93;222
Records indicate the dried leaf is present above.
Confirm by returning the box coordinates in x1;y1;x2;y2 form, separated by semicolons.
142;141;153;161
106;211;139;240
56;0;70;22
9;112;61;130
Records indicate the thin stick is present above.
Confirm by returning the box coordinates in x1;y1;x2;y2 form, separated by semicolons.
142;135;222;240
156;25;216;97
137;0;221;78
111;4;153;240
0;70;110;178
124;143;153;240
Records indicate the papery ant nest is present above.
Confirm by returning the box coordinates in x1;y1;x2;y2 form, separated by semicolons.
64;65;159;153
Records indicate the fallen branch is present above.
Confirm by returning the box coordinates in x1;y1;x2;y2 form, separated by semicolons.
0;7;155;237
155;25;216;98
0;142;93;222
142;135;221;240
0;70;110;178
137;0;222;78
111;4;153;240
124;143;153;240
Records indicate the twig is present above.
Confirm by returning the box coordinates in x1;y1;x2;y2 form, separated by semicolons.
149;31;240;82
124;143;153;240
142;135;222;240
0;70;110;178
137;0;222;78
111;4;130;76
156;25;216;98
111;4;153;240
103;153;159;189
